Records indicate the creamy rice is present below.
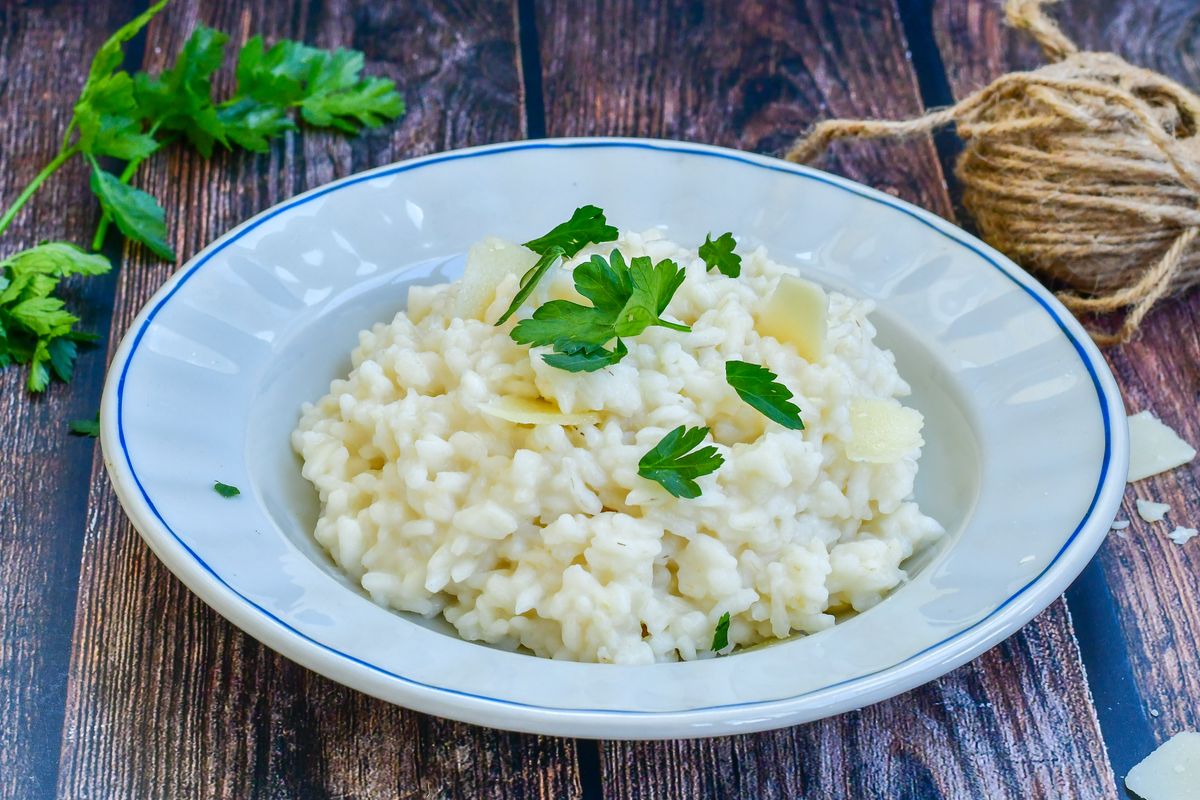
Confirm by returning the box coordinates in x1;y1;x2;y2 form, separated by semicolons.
292;230;943;664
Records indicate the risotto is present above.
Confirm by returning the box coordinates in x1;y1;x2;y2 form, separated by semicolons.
292;220;943;664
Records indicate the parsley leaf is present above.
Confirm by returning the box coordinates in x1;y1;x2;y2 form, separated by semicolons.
510;250;690;372
725;360;804;430
213;481;241;498
523;205;618;257
495;206;619;325
135;26;230;157
88;159;175;260
614;255;689;337
699;232;741;278
74;73;160;161
298;49;405;133
712;611;731;652
542;339;628;373
234;36;317;105
69;413;100;438
0;243;110;391
637;425;724;499
80;0;171;101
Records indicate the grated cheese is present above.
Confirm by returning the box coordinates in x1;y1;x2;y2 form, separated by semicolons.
1168;526;1198;546
1137;499;1171;523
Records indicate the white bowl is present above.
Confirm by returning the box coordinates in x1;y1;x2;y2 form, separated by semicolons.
100;138;1127;739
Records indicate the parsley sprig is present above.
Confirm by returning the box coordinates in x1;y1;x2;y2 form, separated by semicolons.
510;250;690;372
494;206;618;325
699;232;741;278
725;360;804;430
0;0;405;392
637;425;724;499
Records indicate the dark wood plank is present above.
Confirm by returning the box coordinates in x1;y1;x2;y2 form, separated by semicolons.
933;0;1200;784
536;1;1118;797
0;2;139;798
55;2;580;798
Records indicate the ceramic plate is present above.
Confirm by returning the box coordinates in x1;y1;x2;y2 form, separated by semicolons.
100;138;1127;739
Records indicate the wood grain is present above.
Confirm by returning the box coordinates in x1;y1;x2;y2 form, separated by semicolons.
54;2;580;798
0;2;138;799
933;0;1200;783
536;1;1119;797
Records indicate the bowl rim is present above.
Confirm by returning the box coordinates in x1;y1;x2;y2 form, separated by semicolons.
100;136;1128;738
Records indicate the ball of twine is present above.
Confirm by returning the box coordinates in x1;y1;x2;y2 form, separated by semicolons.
786;0;1200;345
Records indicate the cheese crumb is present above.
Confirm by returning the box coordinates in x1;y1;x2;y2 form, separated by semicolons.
1168;526;1198;546
1128;410;1196;482
1137;499;1171;523
1126;731;1200;800
1110;520;1130;530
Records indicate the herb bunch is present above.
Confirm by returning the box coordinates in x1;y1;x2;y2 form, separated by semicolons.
0;0;405;392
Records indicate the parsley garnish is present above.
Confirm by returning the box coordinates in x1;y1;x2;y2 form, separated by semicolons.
699;232;741;278
725;360;804;430
494;206;618;325
712;612;731;651
0;2;406;392
510;250;690;372
69;412;101;438
637;425;724;499
523;205;618;257
0;244;110;391
213;481;241;498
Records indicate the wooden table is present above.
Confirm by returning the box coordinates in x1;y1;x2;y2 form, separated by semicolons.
1;1;1196;797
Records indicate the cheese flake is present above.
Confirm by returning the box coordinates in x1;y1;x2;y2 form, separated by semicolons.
1128;410;1196;482
1168;526;1198;546
1126;731;1200;800
1137;499;1171;523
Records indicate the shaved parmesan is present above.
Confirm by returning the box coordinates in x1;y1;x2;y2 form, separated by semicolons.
1110;520;1130;531
1168;526;1198;546
757;275;829;362
480;396;597;426
845;398;924;464
1137;499;1171;523
1128;410;1196;482
1126;731;1200;800
456;237;539;320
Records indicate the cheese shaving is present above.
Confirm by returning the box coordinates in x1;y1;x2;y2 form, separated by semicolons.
1128;410;1196;482
1168;526;1198;546
1126;731;1200;800
1137;499;1171;523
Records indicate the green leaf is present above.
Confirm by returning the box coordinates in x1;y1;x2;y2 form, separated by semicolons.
574;251;632;315
542;339;628;373
699;232;741;278
510;299;615;351
74;72;159;160
27;340;51;392
81;0;172;97
9;297;78;337
234;36;316;105
494;246;565;326
47;337;79;382
613;255;688;337
523;205;618;258
2;243;112;278
134;25;230;157
637;425;724;499
69;412;100;438
217;99;295;152
711;612;731;652
213;480;241;498
88;162;175;260
725;360;804;430
298;49;404;133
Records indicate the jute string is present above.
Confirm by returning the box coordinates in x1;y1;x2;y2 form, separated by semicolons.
785;0;1200;344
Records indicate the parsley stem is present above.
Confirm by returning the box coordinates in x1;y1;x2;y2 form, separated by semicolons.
0;144;79;239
